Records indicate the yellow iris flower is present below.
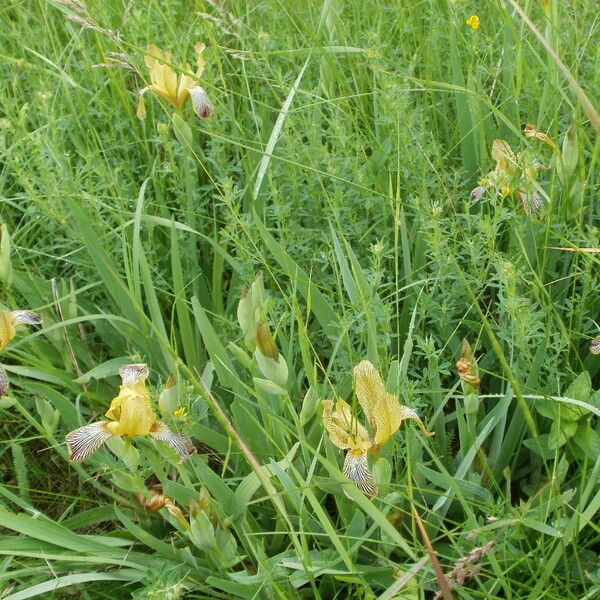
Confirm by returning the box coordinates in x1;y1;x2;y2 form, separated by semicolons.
0;309;42;397
66;364;196;463
137;43;213;120
322;360;432;498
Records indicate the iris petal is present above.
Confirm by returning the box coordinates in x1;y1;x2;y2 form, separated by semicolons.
343;451;378;498
119;363;149;385
0;364;8;397
67;363;195;463
150;421;196;462
66;421;113;462
11;310;42;325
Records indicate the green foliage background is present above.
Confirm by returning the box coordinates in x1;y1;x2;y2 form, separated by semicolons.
0;0;599;598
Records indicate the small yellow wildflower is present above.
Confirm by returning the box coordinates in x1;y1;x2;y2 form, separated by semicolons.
66;364;196;463
173;406;188;419
137;43;213;120
466;15;480;30
322;360;432;498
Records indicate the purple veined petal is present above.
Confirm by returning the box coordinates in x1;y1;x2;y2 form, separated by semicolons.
470;185;488;203
119;363;149;385
531;191;545;209
520;192;545;215
0;363;8;397
343;451;378;498
150;421;196;462
11;310;42;325
66;422;113;462
590;336;600;355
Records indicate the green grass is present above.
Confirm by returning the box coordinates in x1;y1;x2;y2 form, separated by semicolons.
0;0;599;598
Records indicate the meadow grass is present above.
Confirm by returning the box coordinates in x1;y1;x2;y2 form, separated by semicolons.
0;0;599;598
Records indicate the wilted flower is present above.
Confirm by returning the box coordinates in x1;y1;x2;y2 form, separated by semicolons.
189;85;213;118
590;336;600;355
523;124;559;153
433;541;496;600
465;15;480;29
456;339;481;390
457;339;481;416
137;43;213;119
137;488;189;529
322;360;432;498
0;310;42;351
521;124;582;219
66;364;196;463
471;138;548;214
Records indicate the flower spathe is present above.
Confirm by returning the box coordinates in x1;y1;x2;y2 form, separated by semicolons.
322;360;432;498
137;43;213;119
66;364;196;463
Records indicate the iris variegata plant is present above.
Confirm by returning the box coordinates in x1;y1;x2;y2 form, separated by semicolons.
137;43;213;120
66;364;196;463
322;360;432;498
470;124;567;214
